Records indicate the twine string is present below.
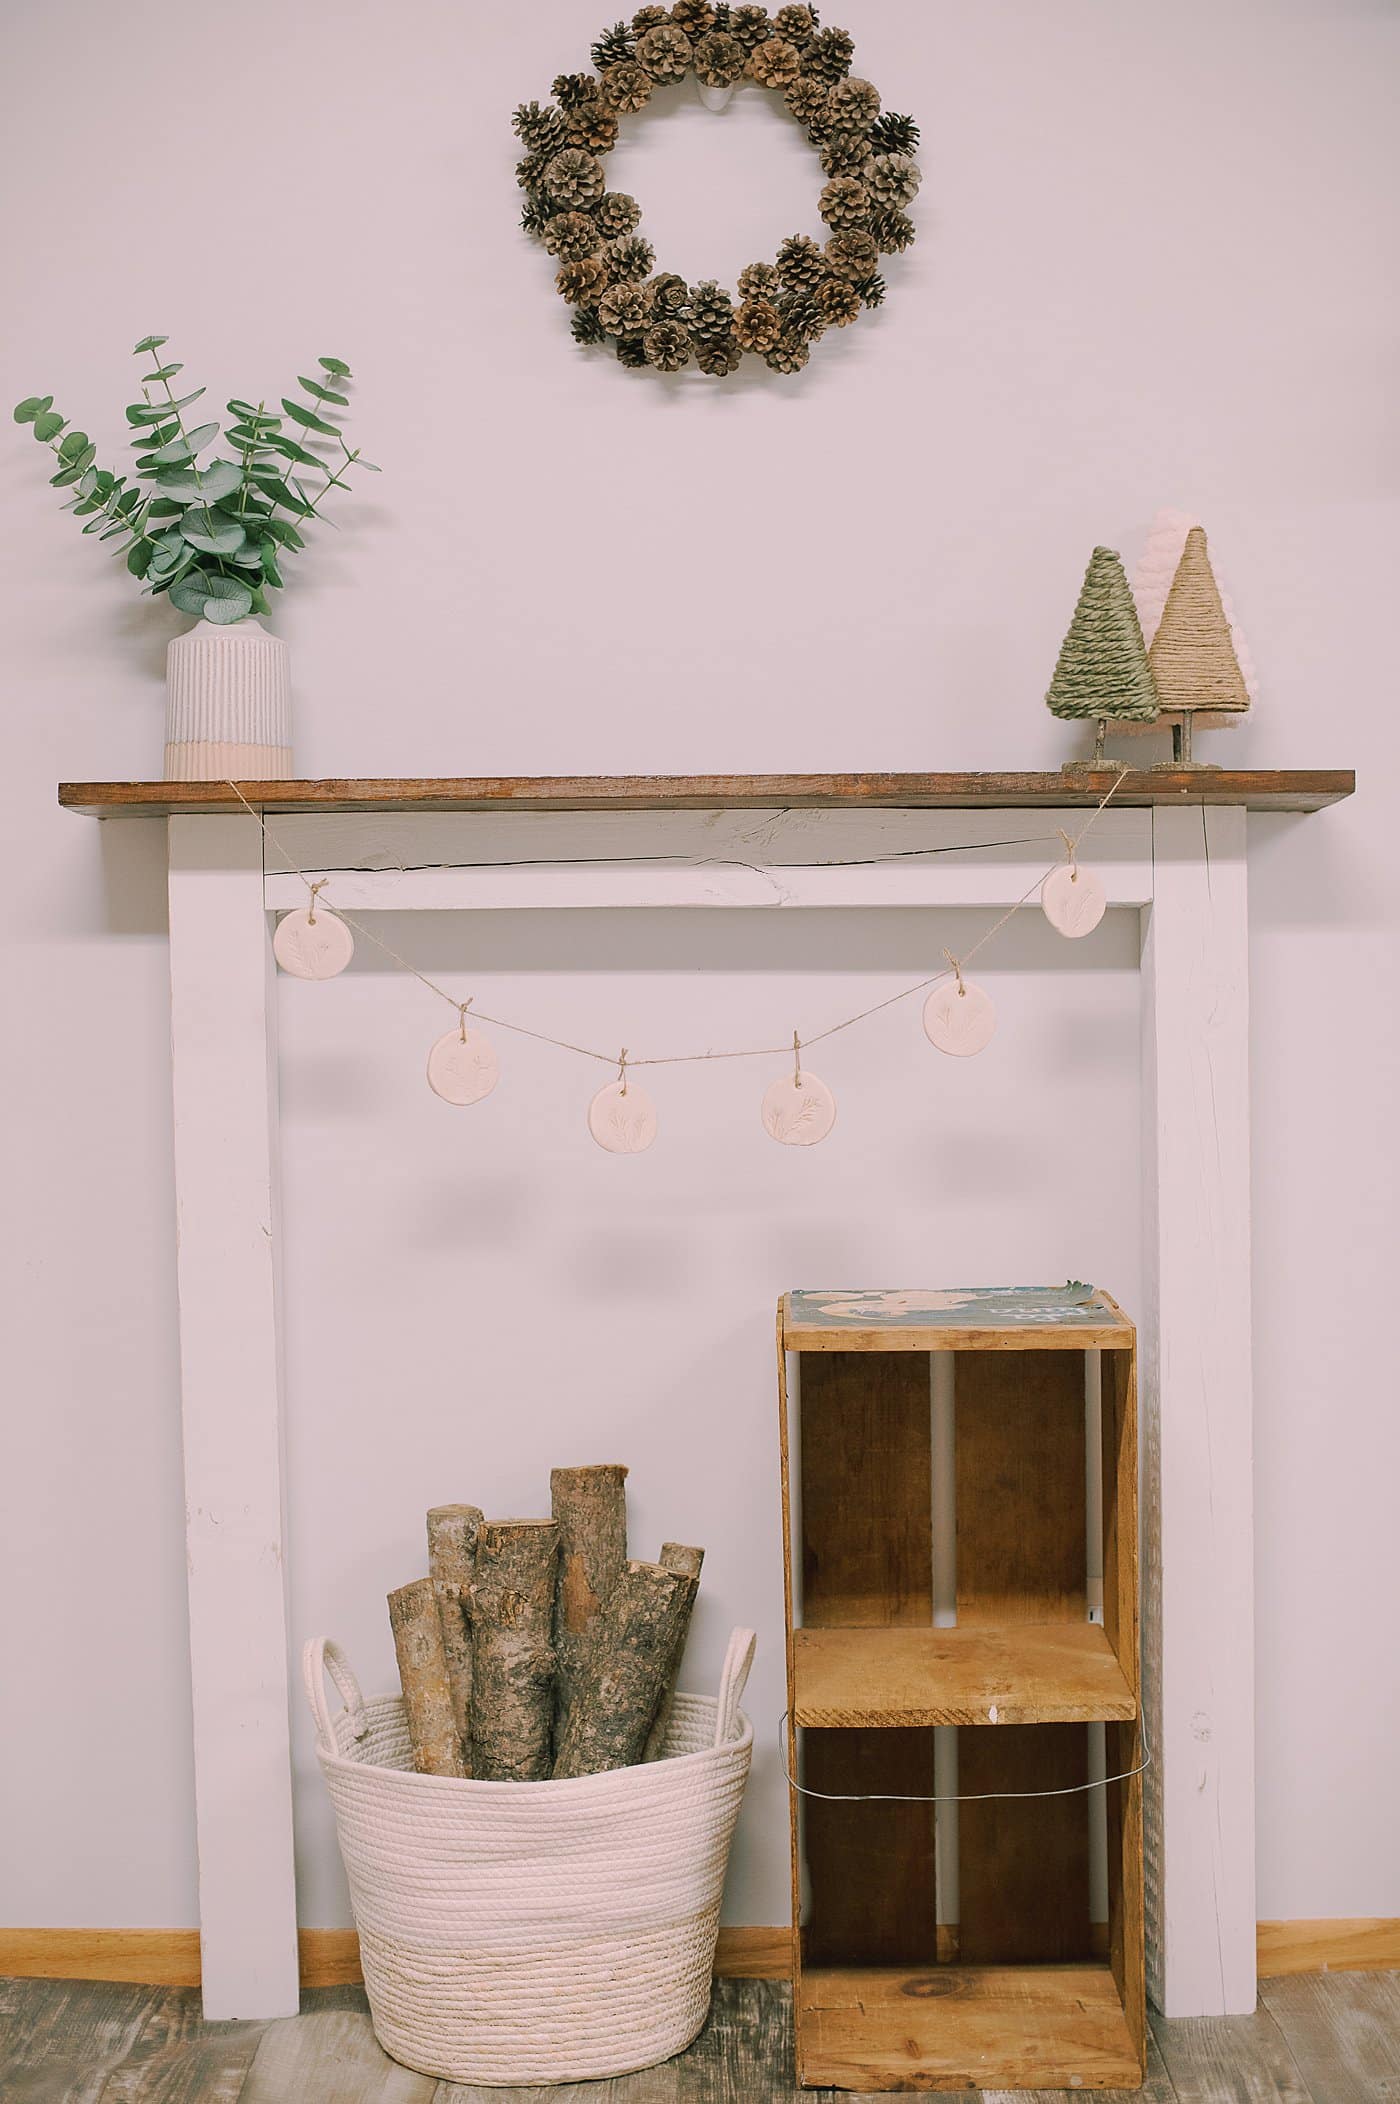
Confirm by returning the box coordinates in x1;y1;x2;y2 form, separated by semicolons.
792;1031;802;1088
777;1710;1151;1806
226;770;1130;1072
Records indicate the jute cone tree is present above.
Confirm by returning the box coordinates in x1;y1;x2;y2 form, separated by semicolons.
1046;545;1159;765
1148;526;1250;763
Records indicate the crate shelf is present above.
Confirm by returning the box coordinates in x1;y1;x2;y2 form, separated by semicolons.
793;1623;1137;1729
796;1962;1143;2094
777;1285;1145;2091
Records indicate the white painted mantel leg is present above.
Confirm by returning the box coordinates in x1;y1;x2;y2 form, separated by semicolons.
1141;804;1256;2016
167;815;299;2019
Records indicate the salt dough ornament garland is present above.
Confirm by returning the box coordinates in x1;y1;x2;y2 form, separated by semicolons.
923;970;997;1058
762;1039;837;1145
589;1060;659;1154
1041;860;1106;939
273;893;354;980
427;1016;501;1106
513;6;922;377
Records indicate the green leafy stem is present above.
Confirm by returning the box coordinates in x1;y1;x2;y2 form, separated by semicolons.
13;336;378;625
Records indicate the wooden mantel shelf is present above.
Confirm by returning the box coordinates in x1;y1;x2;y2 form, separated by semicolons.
58;768;1354;818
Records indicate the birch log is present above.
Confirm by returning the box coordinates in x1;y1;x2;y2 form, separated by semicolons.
469;1519;560;1780
388;1577;467;1777
643;1542;705;1760
550;1464;628;1746
552;1558;700;1779
427;1503;483;1761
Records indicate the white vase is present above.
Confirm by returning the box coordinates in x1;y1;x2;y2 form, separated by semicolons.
164;616;292;781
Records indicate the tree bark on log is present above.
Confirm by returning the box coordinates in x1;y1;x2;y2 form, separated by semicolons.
469;1519;560;1780
643;1542;705;1760
427;1503;483;1762
552;1559;700;1779
388;1577;468;1778
550;1464;628;1747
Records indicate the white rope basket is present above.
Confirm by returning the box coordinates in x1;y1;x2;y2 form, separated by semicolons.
303;1626;755;2087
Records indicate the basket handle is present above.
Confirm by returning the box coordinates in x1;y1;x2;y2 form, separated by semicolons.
302;1636;368;1753
714;1626;756;1748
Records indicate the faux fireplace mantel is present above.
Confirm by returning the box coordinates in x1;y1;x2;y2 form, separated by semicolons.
62;770;1354;2026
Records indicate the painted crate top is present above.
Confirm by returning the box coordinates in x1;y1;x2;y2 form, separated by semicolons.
782;1284;1133;1351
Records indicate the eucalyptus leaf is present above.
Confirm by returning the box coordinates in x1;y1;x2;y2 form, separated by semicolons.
141;363;183;383
148;421;218;464
58;428;90;460
250;587;272;617
49;465;82;488
116;488;142;515
259;541;284;589
74;444;97;473
126;403;171;426
145;498;184;518
132;423;180;450
266;435;324;469
298;376;349;405
168;575;211;614
281;397;339;437
33;411;64;441
13;395;51;423
126;538;154;578
318;356;351;376
259;514;305;549
201;574;254;622
132;334;169;355
76;467;99;495
180;506;246;555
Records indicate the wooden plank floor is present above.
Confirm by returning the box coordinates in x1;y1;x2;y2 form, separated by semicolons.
1;1972;1393;2100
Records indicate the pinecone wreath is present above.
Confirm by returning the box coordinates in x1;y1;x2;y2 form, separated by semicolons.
513;8;921;377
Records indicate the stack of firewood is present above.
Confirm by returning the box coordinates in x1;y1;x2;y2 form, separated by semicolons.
386;1464;703;1781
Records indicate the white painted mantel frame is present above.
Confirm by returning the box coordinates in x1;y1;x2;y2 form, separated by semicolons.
164;800;1253;2023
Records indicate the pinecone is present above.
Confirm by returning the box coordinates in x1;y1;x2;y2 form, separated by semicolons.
815;273;861;325
556;255;609;305
734;296;782;352
819;175;870;228
695;334;742;375
825;227;878;279
827;75;880;132
785;75;831;134
591;20;635;67
855;271;886;307
544;148;606;207
692;29;746;85
728;4;772;50
572;306;607;345
635;23;692;77
597;60;654;111
747;35;802;87
649;271;691;318
801;24;854;80
690;280;736;340
552;71;600;109
616;334;650;368
512;101;567;155
670;0;717;30
765;335;810;373
520;195;550;237
597;280;653;335
778;290;827;342
869;109;920;156
865;151;921;208
869;206;916;254
644;320;693;371
774;4;817;37
737;260;781;302
603;232;656;282
595;190;643;238
566;101;620;153
516;149;550;193
544;211;604;260
818;131;871;176
776;233;827;290
632;4;669;28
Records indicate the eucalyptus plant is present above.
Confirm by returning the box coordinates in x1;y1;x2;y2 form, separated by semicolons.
12;336;377;624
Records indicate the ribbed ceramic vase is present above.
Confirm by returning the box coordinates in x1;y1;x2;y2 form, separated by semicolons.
164;616;292;780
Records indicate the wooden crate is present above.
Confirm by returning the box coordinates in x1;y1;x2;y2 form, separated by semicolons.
777;1286;1145;2093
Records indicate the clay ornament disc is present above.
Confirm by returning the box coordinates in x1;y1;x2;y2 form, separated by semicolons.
762;1070;837;1147
1041;862;1107;938
273;907;354;980
587;1079;658;1155
427;1027;500;1106
923;979;996;1057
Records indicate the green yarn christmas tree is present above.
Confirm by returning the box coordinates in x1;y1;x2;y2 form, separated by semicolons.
1046;545;1159;764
